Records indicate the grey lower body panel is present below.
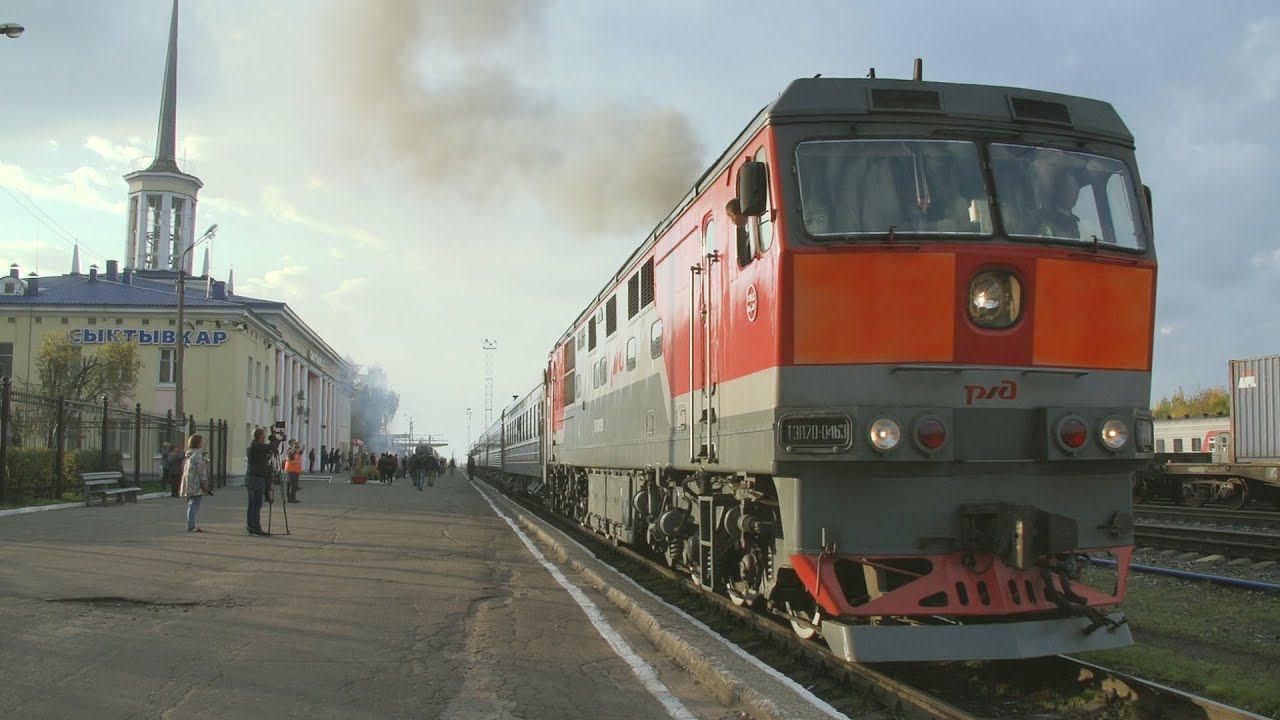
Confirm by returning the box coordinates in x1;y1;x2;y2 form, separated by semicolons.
821;614;1132;663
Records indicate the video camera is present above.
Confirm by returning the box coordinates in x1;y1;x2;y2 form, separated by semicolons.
270;421;287;443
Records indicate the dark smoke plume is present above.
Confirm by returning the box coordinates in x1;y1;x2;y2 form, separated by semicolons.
331;0;702;234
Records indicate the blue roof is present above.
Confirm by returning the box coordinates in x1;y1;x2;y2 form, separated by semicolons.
0;270;278;309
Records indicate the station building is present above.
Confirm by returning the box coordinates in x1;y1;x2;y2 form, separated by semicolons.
0;0;352;474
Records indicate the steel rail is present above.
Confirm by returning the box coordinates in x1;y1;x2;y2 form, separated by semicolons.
1059;656;1272;720
1135;504;1280;530
1135;522;1280;561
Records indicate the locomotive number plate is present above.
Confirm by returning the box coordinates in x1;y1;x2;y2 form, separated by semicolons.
779;415;852;452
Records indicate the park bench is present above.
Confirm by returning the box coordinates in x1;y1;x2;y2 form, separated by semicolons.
81;471;143;507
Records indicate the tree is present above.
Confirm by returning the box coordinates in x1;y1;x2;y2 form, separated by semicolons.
35;335;141;405
1152;386;1230;418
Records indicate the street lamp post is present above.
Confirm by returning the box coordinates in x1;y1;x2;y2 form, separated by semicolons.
174;224;218;450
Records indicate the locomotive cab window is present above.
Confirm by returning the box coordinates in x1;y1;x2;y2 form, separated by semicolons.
752;147;774;254
650;319;663;358
626;337;637;371
796;139;992;238
989;144;1146;250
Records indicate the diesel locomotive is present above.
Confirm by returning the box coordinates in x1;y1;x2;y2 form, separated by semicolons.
471;75;1156;662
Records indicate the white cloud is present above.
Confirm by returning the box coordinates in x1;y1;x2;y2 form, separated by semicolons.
238;264;309;298
84;135;147;165
325;276;367;299
305;176;326;190
1160;326;1176;337
202;194;252;217
1250;247;1280;268
48;140;59;151
327;246;345;259
260;185;382;248
0;161;125;215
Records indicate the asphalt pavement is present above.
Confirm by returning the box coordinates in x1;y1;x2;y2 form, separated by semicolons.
0;470;751;720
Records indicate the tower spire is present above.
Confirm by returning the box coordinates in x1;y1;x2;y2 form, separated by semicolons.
148;0;180;173
70;244;81;275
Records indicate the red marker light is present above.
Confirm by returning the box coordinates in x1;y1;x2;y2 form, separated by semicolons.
915;417;946;451
1058;417;1088;451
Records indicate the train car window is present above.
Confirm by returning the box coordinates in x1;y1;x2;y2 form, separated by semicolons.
626;337;638;371
795;139;990;237
650;319;663;358
753;147;774;253
1173;438;1183;452
1192;438;1202;452
588;317;597;350
1155;438;1165;453
606;296;617;335
627;274;640;319
990;144;1146;250
640;258;655;307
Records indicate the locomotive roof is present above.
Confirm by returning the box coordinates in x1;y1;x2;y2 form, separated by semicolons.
552;76;1135;350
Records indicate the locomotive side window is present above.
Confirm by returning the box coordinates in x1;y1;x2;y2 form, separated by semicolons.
990;144;1146;250
795;139;990;237
650;319;663;358
626;337;637;371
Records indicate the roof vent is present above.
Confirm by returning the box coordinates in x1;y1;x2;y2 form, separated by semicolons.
1009;96;1072;126
106;260;119;282
25;273;38;297
870;88;942;112
88;264;99;282
122;268;133;285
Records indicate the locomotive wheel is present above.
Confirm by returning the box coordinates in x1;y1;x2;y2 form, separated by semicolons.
1223;479;1249;510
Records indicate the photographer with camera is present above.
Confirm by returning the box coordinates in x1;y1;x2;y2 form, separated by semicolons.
245;425;284;536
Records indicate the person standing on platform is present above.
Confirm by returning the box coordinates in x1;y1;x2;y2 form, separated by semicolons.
285;442;303;503
179;434;211;532
308;447;316;474
245;427;281;536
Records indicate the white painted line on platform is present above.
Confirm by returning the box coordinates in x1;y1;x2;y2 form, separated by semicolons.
482;481;850;720
472;479;698;720
0;491;172;519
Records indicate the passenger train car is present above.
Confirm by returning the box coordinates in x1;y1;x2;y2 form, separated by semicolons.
472;75;1155;662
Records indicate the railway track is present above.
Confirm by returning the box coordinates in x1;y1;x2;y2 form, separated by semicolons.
1135;504;1280;530
478;475;1268;720
1134;522;1280;561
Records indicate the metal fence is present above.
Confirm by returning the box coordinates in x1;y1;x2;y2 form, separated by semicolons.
0;377;230;503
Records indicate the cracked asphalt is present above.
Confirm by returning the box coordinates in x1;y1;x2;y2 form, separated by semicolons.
0;470;751;720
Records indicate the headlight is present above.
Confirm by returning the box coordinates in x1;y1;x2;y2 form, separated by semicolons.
868;418;901;452
968;271;1022;329
1100;419;1129;452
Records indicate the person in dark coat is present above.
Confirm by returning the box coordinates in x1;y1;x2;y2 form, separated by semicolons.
245;427;282;536
308;447;316;473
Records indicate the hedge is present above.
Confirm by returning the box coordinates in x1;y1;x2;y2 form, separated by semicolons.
2;447;124;501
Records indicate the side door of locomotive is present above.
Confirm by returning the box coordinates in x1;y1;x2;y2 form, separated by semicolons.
689;211;722;463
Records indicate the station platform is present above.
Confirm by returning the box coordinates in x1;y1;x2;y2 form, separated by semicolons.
0;470;761;720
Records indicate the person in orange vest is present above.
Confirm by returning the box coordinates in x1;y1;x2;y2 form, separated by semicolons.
284;440;304;503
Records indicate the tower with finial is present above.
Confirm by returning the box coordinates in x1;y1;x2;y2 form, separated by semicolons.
123;0;203;273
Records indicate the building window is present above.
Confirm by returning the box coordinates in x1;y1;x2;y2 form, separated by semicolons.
61;317;68;325
1155;439;1165;453
142;319;150;325
88;317;97;325
158;348;175;384
34;317;41;324
626;337;637;371
0;342;12;379
115;318;123;325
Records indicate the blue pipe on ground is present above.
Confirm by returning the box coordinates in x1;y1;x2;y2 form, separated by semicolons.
1090;557;1280;592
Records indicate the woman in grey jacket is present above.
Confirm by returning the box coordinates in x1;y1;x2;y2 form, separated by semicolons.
179;434;211;532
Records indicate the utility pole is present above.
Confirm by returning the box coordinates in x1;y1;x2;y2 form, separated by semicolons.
465;407;472;450
174;224;217;450
482;339;496;430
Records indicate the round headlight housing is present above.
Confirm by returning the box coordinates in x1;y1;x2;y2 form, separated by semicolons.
1100;419;1129;452
869;418;902;453
968;271;1022;329
913;416;947;452
1056;416;1088;453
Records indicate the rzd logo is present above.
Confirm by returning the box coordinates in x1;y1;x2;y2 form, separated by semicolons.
965;379;1018;405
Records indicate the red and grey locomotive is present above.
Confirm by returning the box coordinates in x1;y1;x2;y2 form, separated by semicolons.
472;75;1156;662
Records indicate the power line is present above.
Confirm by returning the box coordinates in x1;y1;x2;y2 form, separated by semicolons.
0;184;111;263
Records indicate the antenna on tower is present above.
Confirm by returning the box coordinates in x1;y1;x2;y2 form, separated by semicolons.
482;339;497;430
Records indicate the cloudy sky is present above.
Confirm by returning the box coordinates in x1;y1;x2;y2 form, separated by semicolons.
2;1;1278;454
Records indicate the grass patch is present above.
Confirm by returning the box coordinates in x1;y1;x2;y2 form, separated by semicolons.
1077;571;1280;718
1;480;169;510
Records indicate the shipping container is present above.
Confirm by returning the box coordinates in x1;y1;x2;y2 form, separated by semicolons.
1229;354;1280;462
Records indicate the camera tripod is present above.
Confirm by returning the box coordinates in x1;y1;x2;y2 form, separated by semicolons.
266;469;291;535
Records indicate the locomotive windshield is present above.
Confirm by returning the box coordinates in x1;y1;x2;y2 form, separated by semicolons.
989;144;1146;249
796;139;992;237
